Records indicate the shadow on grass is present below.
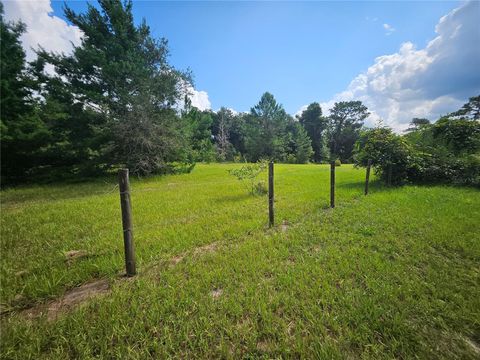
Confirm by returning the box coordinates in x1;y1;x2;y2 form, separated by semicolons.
0;176;120;206
336;179;396;194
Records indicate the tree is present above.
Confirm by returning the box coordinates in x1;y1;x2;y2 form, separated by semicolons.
432;117;480;155
211;107;239;161
406;118;430;132
245;92;289;161
0;4;49;184
327;101;369;162
289;123;313;163
450;95;480;120
183;108;216;162
354;127;415;184
35;0;191;176
297;102;328;162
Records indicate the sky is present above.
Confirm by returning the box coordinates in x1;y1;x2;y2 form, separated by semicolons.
4;0;480;131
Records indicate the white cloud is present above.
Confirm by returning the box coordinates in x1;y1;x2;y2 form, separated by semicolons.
294;104;308;118
4;0;212;111
188;87;211;111
383;23;395;35
311;1;480;132
3;0;83;61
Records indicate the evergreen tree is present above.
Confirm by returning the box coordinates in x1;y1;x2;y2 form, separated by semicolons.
290;123;313;163
297;102;328;162
35;0;191;175
0;4;49;183
245;92;289;161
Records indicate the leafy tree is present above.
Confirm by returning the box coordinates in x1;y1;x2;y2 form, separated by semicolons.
406;118;430;132
297;102;328;162
450;95;480;120
327;101;369;162
35;0;191;176
354;127;415;184
228;160;267;195
432;117;480;155
183;108;216;162
245;92;289;161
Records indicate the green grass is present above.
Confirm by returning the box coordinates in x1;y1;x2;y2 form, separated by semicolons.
1;164;479;358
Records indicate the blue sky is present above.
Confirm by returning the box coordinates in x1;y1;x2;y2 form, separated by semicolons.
50;1;460;113
5;1;480;130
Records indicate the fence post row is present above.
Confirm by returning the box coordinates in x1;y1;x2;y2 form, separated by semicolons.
268;160;274;227
118;169;136;277
330;161;335;208
365;159;371;195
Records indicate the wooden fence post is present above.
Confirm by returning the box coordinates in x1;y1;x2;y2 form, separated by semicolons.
330;161;335;208
118;169;136;276
365;159;371;195
268;160;274;227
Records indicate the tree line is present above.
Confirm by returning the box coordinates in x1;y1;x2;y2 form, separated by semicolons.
1;0;479;186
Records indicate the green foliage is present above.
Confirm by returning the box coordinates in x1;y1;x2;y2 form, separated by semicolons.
356;109;480;186
335;159;341;167
33;0;192;177
183;108;216;162
432;117;480;155
0;5;50;184
211;107;245;161
327;101;370;162
297;102;328;162
1;0;478;190
449;95;480;120
289;123;314;163
245;92;290;162
354;127;415;184
228;160;268;195
405;118;430;132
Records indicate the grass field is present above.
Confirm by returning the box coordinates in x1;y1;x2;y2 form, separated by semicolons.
1;164;479;358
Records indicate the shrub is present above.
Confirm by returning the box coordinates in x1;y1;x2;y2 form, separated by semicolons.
335;159;341;167
354;128;416;184
253;181;268;195
228;160;268;195
286;154;296;164
409;152;480;186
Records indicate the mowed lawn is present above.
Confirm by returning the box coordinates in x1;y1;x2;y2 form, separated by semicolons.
1;164;479;358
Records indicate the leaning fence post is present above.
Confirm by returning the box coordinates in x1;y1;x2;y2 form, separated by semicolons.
365;159;371;195
118;169;136;276
330;160;335;208
268;160;274;227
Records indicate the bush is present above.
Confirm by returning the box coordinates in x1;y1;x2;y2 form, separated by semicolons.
253;181;268;195
286;154;296;164
335;159;341;167
228;160;268;195
409;152;480;186
355;126;480;187
354;128;415;184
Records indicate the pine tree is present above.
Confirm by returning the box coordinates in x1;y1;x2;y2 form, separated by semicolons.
0;4;49;184
36;0;192;175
